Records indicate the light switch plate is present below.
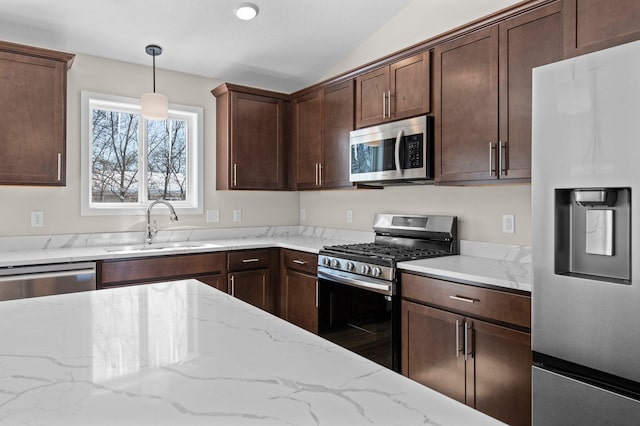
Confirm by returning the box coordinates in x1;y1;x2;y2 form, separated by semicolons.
233;209;242;223
347;210;353;223
300;208;306;222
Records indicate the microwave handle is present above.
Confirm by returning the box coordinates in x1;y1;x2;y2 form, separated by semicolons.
394;129;404;174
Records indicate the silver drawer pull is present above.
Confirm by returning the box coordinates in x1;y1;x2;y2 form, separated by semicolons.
292;259;307;265
242;258;260;263
449;295;476;304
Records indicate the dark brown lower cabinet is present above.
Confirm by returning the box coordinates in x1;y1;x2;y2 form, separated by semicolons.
402;301;531;425
98;252;226;288
279;249;318;333
282;269;318;333
401;273;531;426
197;274;228;293
229;269;270;311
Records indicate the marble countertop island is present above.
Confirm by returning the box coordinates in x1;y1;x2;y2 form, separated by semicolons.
0;279;504;425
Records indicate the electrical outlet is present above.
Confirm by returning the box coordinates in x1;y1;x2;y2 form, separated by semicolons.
31;211;44;228
300;208;306;222
233;209;242;223
502;214;515;234
206;209;220;223
347;210;353;223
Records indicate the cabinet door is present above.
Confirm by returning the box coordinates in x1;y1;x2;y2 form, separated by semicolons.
282;269;318;333
563;0;640;58
229;270;269;311
293;90;323;189
434;26;499;183
197;273;228;293
355;66;390;128
0;51;66;185
230;92;286;189
322;80;354;189
499;2;563;180
401;300;466;404
470;319;532;426
390;51;430;121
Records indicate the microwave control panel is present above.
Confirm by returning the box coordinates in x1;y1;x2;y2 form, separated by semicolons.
404;134;423;168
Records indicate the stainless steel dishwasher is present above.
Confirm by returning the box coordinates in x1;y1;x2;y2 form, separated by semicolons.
0;262;96;301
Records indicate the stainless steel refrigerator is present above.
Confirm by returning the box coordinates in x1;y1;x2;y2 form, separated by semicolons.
532;40;640;425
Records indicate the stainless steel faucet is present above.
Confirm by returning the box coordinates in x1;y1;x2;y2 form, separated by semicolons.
146;200;179;244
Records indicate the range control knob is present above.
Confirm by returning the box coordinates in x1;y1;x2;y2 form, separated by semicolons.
361;265;371;275
346;262;355;271
331;259;341;268
372;267;382;277
322;257;331;266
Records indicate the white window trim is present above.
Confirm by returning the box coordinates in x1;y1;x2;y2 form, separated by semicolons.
80;91;204;216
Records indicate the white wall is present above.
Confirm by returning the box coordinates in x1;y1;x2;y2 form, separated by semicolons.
323;0;522;79
0;54;299;237
304;0;532;246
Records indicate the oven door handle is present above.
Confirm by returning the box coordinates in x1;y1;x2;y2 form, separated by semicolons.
394;129;404;174
317;269;393;296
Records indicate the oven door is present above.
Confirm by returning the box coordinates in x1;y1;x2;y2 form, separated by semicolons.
317;270;399;372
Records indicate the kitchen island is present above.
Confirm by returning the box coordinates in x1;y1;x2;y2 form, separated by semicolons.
0;279;504;425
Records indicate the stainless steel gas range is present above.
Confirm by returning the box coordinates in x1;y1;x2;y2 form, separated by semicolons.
317;213;458;372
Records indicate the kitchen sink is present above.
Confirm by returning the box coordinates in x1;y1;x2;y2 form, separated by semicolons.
105;242;221;254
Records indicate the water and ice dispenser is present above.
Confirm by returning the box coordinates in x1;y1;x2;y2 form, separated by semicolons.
555;188;631;284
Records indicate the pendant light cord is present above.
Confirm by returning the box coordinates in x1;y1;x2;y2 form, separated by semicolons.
152;53;156;93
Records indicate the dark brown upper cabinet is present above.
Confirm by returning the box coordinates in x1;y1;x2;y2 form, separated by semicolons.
434;1;562;184
212;83;290;190
355;51;430;128
0;41;74;186
292;80;354;190
563;0;640;58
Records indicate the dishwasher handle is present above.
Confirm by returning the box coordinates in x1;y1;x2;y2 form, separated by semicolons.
0;269;96;283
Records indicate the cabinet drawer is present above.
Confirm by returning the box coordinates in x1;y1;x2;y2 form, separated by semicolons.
101;252;226;286
228;249;272;271
401;273;530;329
282;249;317;275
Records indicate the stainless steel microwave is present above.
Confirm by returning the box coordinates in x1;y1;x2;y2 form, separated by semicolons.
349;115;433;186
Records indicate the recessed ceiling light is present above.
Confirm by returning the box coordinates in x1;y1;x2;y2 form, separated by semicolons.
235;3;259;20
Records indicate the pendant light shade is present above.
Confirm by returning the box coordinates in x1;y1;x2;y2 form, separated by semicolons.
141;44;168;120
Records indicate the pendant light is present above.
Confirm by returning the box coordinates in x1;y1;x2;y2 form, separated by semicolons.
141;44;168;120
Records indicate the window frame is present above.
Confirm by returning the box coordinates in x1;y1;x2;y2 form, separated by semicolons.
80;91;204;216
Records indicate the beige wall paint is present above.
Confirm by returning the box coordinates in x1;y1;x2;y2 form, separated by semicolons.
0;54;298;237
322;0;522;79
300;184;531;246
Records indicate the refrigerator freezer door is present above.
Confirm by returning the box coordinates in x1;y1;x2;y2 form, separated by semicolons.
532;40;640;382
533;366;640;425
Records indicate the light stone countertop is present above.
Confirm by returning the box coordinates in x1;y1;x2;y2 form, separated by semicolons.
0;279;505;425
398;255;531;293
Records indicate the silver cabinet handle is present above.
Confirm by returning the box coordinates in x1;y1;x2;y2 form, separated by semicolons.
315;281;318;308
387;90;391;118
449;295;476;303
455;319;462;358
315;163;318;186
489;142;496;177
318;163;323;186
382;92;386;119
292;259;307;265
464;321;471;361
57;153;62;181
242;258;260;263
230;275;235;296
499;140;508;176
233;163;237;186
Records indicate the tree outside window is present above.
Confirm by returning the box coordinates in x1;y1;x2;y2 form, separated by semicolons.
81;92;202;216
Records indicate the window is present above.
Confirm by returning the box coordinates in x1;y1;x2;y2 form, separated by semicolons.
81;91;203;215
